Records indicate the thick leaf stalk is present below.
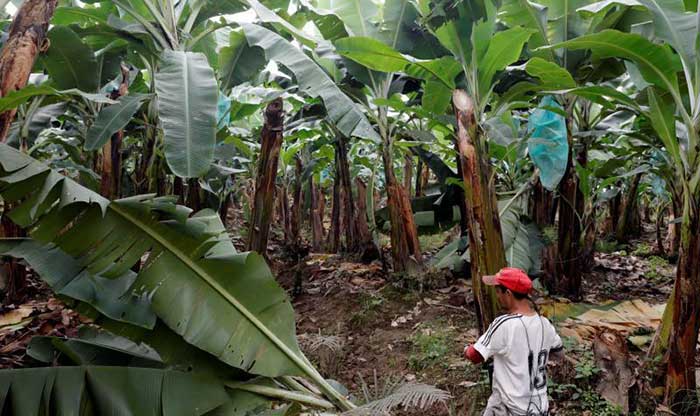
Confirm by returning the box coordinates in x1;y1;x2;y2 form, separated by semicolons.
248;98;284;254
553;119;584;300
0;0;57;141
452;90;503;331
665;196;700;413
382;137;423;273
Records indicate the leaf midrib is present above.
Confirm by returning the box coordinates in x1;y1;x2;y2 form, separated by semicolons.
107;202;306;373
643;0;690;60
223;42;246;89
562;35;678;97
390;0;408;50
181;53;193;176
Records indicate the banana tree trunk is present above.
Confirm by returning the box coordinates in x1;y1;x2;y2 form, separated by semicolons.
403;155;413;197
665;197;700;412
100;65;130;200
668;196;681;257
100;133;123;199
656;206;666;256
415;159;424;197
615;172;644;243
0;0;58;141
609;189;622;235
326;178;341;253
581;206;597;272
310;177;325;252
453;90;503;331
531;178;557;287
187;178;202;212
0;0;57;304
247;98;284;255
354;177;380;262
291;157;303;245
335;136;357;253
278;184;291;241
382;142;422;273
173;176;184;204
554;124;584;300
454;154;470;239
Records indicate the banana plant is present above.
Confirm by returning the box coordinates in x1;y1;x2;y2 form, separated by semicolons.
301;0;463;273
498;0;648;299
0;143;355;411
541;0;700;409
4;0;266;181
413;0;535;329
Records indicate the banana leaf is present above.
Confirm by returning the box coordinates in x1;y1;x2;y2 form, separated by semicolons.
0;366;228;416
0;239;155;328
0;144;351;409
375;193;460;235
425;199;544;275
27;326;163;367
241;23;380;143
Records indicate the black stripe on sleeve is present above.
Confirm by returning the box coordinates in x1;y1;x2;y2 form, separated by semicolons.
482;314;520;340
482;315;520;346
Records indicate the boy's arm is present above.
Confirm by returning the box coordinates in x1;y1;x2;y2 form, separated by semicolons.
549;344;564;361
464;344;485;364
548;319;565;361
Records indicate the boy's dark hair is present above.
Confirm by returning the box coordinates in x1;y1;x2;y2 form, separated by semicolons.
496;284;529;300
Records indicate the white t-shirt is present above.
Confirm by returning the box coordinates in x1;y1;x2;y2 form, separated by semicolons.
472;313;563;416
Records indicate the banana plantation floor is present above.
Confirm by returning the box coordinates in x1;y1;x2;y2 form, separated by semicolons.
269;224;678;415
0;221;685;415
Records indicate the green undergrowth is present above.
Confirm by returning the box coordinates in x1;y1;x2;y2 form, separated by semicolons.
596;239;625;253
646;255;673;283
419;233;451;253
632;243;653;257
551;338;649;416
408;321;456;372
349;292;386;329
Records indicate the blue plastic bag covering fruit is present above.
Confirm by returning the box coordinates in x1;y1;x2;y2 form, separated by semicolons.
527;96;569;191
216;93;231;129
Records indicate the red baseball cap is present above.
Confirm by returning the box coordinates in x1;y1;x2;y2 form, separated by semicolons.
482;267;532;295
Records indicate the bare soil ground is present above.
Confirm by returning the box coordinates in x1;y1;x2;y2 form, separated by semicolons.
0;218;679;415
270;223;677;415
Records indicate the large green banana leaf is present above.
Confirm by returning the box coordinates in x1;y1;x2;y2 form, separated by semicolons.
219;31;267;91
42;26;99;92
0;84;117;113
0;144;351;409
155;50;218;178
540;0;593;68
421;199;544;275
0;239;156;328
0;367;228;416
634;0;698;75
241;23;380;143
85;94;151;151
315;0;381;39
547;29;682;93
28;327;164;367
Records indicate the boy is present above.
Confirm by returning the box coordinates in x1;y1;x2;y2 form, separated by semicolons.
464;268;563;416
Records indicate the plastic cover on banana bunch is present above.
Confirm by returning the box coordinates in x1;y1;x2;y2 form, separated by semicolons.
527;96;569;191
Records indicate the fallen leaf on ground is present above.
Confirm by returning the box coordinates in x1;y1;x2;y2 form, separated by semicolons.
557;299;665;342
0;306;33;327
